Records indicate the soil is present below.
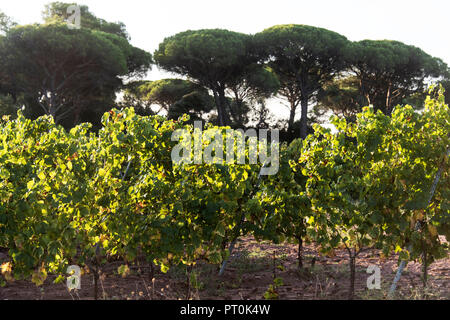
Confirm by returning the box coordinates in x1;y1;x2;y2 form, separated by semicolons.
0;237;448;300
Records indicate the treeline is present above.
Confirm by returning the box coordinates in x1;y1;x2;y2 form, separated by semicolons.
1;2;450;141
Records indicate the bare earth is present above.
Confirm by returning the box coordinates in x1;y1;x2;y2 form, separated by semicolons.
0;237;448;300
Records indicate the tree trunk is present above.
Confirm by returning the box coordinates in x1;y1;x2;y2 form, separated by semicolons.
213;91;223;126
218;88;230;126
186;265;193;300
422;255;428;289
386;83;392;116
93;265;99;300
349;255;356;300
213;88;229;126
288;102;296;141
422;243;428;290
149;261;155;282
49;93;57;119
299;96;309;140
230;90;243;126
365;94;371;106
73;105;82;127
297;236;303;269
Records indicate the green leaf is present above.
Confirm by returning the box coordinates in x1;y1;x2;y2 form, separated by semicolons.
27;180;34;190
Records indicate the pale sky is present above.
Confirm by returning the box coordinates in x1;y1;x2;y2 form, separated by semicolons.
2;0;449;121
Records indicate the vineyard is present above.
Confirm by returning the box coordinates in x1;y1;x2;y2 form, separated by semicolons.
0;90;449;300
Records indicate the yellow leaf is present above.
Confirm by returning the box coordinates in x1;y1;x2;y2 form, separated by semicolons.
1;262;13;282
160;263;169;273
1;262;12;274
31;267;47;286
117;265;130;278
83;265;90;275
27;180;34;190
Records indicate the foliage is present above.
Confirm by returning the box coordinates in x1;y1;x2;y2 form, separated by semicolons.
0;5;152;127
154;29;277;127
349;40;448;115
120;79;214;121
292;89;449;298
42;2;129;39
0;11;17;35
0;12;449;299
0;91;448;297
0;108;264;283
314;76;365;122
254;24;350;139
0;94;20;119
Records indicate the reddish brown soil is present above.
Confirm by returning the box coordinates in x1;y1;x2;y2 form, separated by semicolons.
0;237;448;300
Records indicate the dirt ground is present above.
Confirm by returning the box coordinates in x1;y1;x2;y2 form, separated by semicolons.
0;237;448;300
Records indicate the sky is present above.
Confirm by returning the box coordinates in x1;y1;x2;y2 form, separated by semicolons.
2;0;450;121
